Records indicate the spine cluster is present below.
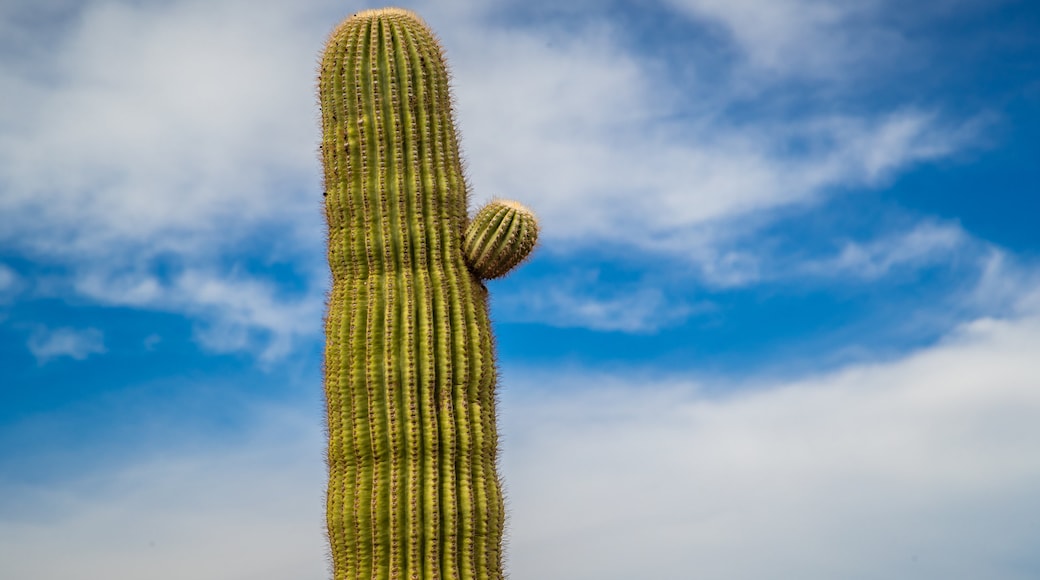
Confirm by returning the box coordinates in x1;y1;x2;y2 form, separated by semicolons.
319;8;537;580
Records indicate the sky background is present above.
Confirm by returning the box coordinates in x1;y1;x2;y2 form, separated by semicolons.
1;0;1039;578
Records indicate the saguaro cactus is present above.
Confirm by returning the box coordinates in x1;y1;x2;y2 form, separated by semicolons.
319;7;538;580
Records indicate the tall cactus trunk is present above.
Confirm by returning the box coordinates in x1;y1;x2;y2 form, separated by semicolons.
318;7;538;580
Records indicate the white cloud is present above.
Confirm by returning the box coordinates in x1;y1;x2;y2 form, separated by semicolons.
27;326;107;364
73;267;324;360
500;310;1040;579
798;221;969;281
0;0;341;355
967;249;1040;316
0;0;329;260
637;219;975;290
662;0;894;78
175;270;323;360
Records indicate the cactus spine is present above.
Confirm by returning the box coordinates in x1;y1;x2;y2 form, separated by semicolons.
319;7;538;580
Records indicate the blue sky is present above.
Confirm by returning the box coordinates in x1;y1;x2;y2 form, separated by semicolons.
1;0;1039;578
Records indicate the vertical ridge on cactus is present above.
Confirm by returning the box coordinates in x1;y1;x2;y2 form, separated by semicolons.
319;7;537;579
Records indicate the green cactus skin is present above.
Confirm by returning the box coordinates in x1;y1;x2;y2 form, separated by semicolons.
319;7;537;580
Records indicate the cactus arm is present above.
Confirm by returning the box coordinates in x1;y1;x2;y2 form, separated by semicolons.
464;200;540;281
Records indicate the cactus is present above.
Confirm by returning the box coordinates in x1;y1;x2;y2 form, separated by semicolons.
319;7;538;580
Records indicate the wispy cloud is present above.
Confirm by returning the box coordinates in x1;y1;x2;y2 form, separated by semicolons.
0;264;18;303
495;271;706;333
663;0;894;78
73;267;324;360
968;249;1040;317
659;0;1001;83
658;220;975;290
27;326;106;364
796;221;970;281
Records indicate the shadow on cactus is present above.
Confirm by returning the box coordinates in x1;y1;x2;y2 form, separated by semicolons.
319;7;539;580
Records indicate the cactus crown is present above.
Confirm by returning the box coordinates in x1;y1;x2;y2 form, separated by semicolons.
321;7;469;277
